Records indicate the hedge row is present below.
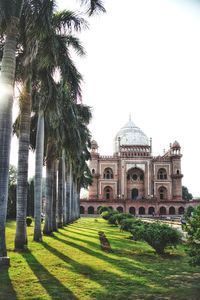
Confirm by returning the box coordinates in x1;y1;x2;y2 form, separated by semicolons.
100;207;182;255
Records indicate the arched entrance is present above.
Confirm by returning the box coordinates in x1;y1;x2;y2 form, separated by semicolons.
131;188;138;200
129;207;136;215
103;186;113;200
178;207;185;215
148;207;155;215
160;206;166;215
80;206;85;214
169;206;175;215
117;206;123;213
139;207;145;215
127;167;145;200
88;206;94;214
158;186;168;200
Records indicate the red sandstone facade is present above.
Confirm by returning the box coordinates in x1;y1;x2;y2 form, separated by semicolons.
80;118;199;215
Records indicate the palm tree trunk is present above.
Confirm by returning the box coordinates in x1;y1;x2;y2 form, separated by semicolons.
62;152;66;226
69;163;73;222
34;110;44;242
43;141;53;235
15;76;32;251
52;159;58;232
65;168;70;224
57;158;63;228
0;16;20;263
66;162;72;224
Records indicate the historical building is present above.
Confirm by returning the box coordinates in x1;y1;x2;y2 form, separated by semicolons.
80;117;199;215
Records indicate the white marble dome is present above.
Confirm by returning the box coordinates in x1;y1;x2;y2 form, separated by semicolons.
114;117;149;152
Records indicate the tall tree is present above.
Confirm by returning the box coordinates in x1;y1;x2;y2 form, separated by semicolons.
0;0;24;263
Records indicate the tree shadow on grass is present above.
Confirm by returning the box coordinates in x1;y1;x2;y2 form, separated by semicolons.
50;234;156;278
22;250;78;300
41;240;163;300
0;266;17;300
61;227;97;239
57;230;100;248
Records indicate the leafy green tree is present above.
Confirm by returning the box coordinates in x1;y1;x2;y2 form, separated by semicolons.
182;186;193;200
184;206;194;221
187;205;200;266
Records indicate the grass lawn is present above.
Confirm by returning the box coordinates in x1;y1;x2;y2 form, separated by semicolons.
1;218;200;300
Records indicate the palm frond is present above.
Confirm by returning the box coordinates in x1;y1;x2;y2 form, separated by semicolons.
52;10;88;33
81;0;106;16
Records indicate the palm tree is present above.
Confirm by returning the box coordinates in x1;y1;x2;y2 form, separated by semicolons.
0;0;25;261
15;0;87;244
33;108;44;241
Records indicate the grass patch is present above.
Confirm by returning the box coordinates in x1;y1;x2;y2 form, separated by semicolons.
0;218;200;299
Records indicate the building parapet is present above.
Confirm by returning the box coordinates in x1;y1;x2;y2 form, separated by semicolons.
152;156;171;162
100;155;118;160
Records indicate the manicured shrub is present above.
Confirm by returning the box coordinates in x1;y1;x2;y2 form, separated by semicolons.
108;213;121;225
130;223;146;241
26;217;32;226
137;222;182;254
98;206;111;214
101;210;117;220
115;213;133;225
120;218;135;231
120;218;143;232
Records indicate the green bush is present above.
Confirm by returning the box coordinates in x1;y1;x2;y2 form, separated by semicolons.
137;222;181;254
101;211;113;220
98;206;111;214
184;207;194;221
120;218;135;231
115;213;133;225
26;217;32;226
130;223;146;241
187;205;200;266
120;218;143;232
108;213;121;225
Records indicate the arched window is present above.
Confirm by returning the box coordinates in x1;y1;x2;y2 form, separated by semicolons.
160;206;166;215
129;207;136;215
158;186;167;200
103;186;113;200
132;174;137;180
139;207;145;215
131;188;138;200
117;206;123;213
92;169;95;174
177;170;180;175
148;207;155;215
140;174;144;181
178;207;185;215
80;206;85;214
157;168;167;180
169;206;175;215
103;168;113;179
88;206;94;214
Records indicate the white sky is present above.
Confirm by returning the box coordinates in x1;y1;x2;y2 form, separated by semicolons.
10;0;200;196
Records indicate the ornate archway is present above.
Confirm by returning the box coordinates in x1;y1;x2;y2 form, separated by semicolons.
127;167;144;199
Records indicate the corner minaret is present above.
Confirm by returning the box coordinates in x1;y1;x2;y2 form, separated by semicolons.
170;141;183;200
89;140;99;199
